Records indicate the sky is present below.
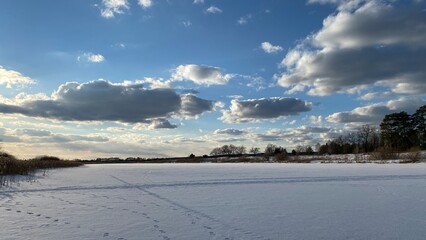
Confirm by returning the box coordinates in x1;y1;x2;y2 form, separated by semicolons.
0;0;425;159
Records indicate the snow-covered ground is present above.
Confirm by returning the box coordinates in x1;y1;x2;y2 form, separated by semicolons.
1;163;426;240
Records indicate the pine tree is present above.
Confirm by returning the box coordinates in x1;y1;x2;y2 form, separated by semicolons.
380;111;413;151
412;105;426;149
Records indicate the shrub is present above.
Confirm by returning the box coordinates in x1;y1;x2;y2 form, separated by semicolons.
34;156;61;161
401;147;423;163
368;147;398;161
401;151;421;163
275;152;288;162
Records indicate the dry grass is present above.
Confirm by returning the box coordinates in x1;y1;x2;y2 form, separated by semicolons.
400;148;424;163
1;153;83;186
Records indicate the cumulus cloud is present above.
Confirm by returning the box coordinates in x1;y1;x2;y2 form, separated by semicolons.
172;64;235;85
214;128;246;136
100;0;129;18
277;0;426;96
0;66;35;88
180;94;215;117
193;0;204;3
147;118;177;129
78;53;105;63
261;42;283;53
205;6;222;14
220;97;312;123
133;118;177;130
139;78;172;89
327;97;426;124
0;80;214;126
313;2;426;49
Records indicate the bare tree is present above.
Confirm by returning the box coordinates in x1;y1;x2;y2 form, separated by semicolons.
295;145;305;154
357;125;376;153
249;147;260;154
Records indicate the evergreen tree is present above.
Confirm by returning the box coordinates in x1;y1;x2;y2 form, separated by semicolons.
380;111;413;151
412;105;426;149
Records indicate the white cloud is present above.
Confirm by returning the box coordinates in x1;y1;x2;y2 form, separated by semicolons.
139;78;172;89
261;42;283;54
87;54;105;63
206;6;222;14
327;97;426;124
228;95;244;99
133;118;177;130
182;20;192;27
0;66;35;88
193;0;204;4
78;53;105;63
138;0;153;9
237;14;252;25
14;92;50;104
220;97;312;123
100;0;129;18
308;0;386;12
285;84;306;95
2;127;109;143
313;1;426;49
172;64;235;85
294;125;330;134
309;115;324;125
359;91;395;100
246;126;329;147
277;0;426;96
114;43;126;48
242;75;267;91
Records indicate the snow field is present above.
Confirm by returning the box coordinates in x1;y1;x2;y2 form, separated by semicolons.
1;163;426;240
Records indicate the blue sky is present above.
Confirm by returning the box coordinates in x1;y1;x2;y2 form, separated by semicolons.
0;0;425;159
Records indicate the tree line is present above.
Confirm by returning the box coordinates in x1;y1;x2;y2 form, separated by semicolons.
210;105;426;157
210;143;314;158
319;105;426;154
